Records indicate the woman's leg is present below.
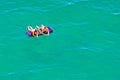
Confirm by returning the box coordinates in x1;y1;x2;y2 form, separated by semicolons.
29;26;33;30
36;25;40;29
28;26;35;32
27;26;31;31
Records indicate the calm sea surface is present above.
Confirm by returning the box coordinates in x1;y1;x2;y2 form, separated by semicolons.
0;0;120;80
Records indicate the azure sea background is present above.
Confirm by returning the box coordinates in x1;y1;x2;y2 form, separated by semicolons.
0;0;120;80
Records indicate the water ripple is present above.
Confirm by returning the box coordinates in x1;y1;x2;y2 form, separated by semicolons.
0;63;65;77
0;0;90;14
112;12;120;15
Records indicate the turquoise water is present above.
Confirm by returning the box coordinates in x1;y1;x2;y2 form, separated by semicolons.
0;0;120;80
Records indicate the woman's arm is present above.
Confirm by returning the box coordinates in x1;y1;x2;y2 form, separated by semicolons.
42;32;49;36
42;28;50;36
